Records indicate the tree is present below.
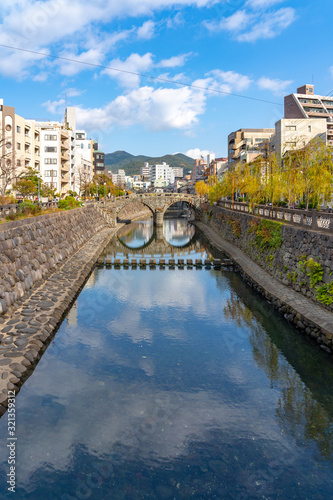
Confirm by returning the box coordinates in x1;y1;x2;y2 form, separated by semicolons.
195;180;208;197
15;179;36;199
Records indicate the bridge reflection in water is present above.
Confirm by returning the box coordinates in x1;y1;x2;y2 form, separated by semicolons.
102;218;210;260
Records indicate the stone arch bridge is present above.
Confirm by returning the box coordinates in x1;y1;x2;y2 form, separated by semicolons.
99;193;203;227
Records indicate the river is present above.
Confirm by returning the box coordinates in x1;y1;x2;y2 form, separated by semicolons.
0;217;332;499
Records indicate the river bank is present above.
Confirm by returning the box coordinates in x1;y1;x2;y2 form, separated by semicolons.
196;221;333;355
0;224;121;416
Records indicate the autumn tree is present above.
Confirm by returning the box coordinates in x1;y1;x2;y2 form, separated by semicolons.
195;180;209;197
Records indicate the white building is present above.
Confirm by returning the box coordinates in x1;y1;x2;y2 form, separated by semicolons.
150;162;175;188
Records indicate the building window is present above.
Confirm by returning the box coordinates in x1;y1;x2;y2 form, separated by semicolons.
44;134;57;141
285;125;296;131
45;147;57;152
5;124;11;131
17;143;21;150
81;144;83;149
44;170;57;177
6;141;11;149
308;125;311;132
17;160;21;166
16;126;21;133
45;158;57;164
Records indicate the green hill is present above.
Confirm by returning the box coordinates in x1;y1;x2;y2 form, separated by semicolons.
104;150;193;176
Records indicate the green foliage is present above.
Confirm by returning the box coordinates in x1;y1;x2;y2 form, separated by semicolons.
287;271;298;283
315;283;333;305
253;219;282;250
58;196;81;210
284;265;289;272
306;258;324;287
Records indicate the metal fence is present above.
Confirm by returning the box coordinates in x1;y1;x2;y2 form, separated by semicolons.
217;200;333;233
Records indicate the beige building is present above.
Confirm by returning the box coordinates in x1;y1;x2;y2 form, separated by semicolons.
0;99;42;196
284;84;333;147
270;118;327;157
228;128;275;167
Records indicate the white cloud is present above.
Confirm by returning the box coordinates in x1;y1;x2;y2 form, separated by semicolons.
42;98;66;114
102;53;154;88
238;7;296;42
205;10;251;33
166;12;185;29
137;20;155;39
204;6;295;42
185;148;214;159
0;0;217;78
157;53;192;68
257;76;293;95
158;72;187;82
76;84;206;132
63;87;85;97
193;70;252;94
246;0;285;9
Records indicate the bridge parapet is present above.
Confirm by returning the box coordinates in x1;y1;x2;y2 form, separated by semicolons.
97;193;203;226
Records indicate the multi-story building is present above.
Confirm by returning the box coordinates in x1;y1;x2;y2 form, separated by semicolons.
227;128;275;166
0;99;42;195
111;169;126;187
93;142;105;175
140;162;151;177
190;158;207;181
270;118;327;157
150;162;175;188
172;166;184;178
0;100;95;198
284;84;333;146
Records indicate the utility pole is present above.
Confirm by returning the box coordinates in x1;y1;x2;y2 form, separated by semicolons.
51;169;53;210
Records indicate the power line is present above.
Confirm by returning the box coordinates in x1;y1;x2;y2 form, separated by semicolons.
0;43;283;107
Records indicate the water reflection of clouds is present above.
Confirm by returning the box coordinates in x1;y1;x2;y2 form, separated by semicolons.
11;355;293;490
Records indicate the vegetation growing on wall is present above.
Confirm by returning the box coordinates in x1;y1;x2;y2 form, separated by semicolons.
249;219;282;250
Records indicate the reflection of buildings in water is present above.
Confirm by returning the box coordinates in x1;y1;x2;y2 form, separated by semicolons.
66;302;78;326
102;218;207;259
163;219;195;243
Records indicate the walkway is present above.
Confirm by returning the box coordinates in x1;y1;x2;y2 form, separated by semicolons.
196;222;333;339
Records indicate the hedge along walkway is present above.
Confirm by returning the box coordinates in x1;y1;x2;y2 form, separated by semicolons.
0;224;121;416
196;221;333;351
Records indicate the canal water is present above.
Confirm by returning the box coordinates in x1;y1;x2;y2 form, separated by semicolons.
0;218;333;499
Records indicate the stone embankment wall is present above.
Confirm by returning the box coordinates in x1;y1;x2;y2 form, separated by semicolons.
200;204;333;312
0;206;106;317
117;201;152;220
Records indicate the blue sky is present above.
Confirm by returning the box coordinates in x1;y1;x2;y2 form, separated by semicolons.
0;0;332;159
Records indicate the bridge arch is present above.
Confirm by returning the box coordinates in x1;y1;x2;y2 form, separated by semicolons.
116;198;156;218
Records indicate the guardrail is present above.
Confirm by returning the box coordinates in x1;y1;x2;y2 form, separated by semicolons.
217;200;333;233
0;201;59;218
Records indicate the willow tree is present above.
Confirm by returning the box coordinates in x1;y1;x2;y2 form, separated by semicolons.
195;180;209;197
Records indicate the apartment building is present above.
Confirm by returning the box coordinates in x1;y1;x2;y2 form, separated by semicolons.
0;99;42;195
284;84;333;146
140;162;151;177
270;118;327;157
172;166;184;178
190;158;207;181
111;169;126;187
150;162;175;188
93;142;105;175
228;128;275;166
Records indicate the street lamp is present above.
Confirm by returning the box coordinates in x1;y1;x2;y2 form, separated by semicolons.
104;182;106;208
37;173;40;204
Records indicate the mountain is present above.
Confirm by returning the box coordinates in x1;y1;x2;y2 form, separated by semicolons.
104;150;194;176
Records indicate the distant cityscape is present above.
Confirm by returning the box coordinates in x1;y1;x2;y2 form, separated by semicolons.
1;83;333;198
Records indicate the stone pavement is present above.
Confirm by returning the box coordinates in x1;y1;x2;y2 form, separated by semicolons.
196;222;333;352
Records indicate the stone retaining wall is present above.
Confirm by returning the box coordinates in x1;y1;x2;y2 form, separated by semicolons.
200;204;333;312
0;206;107;317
